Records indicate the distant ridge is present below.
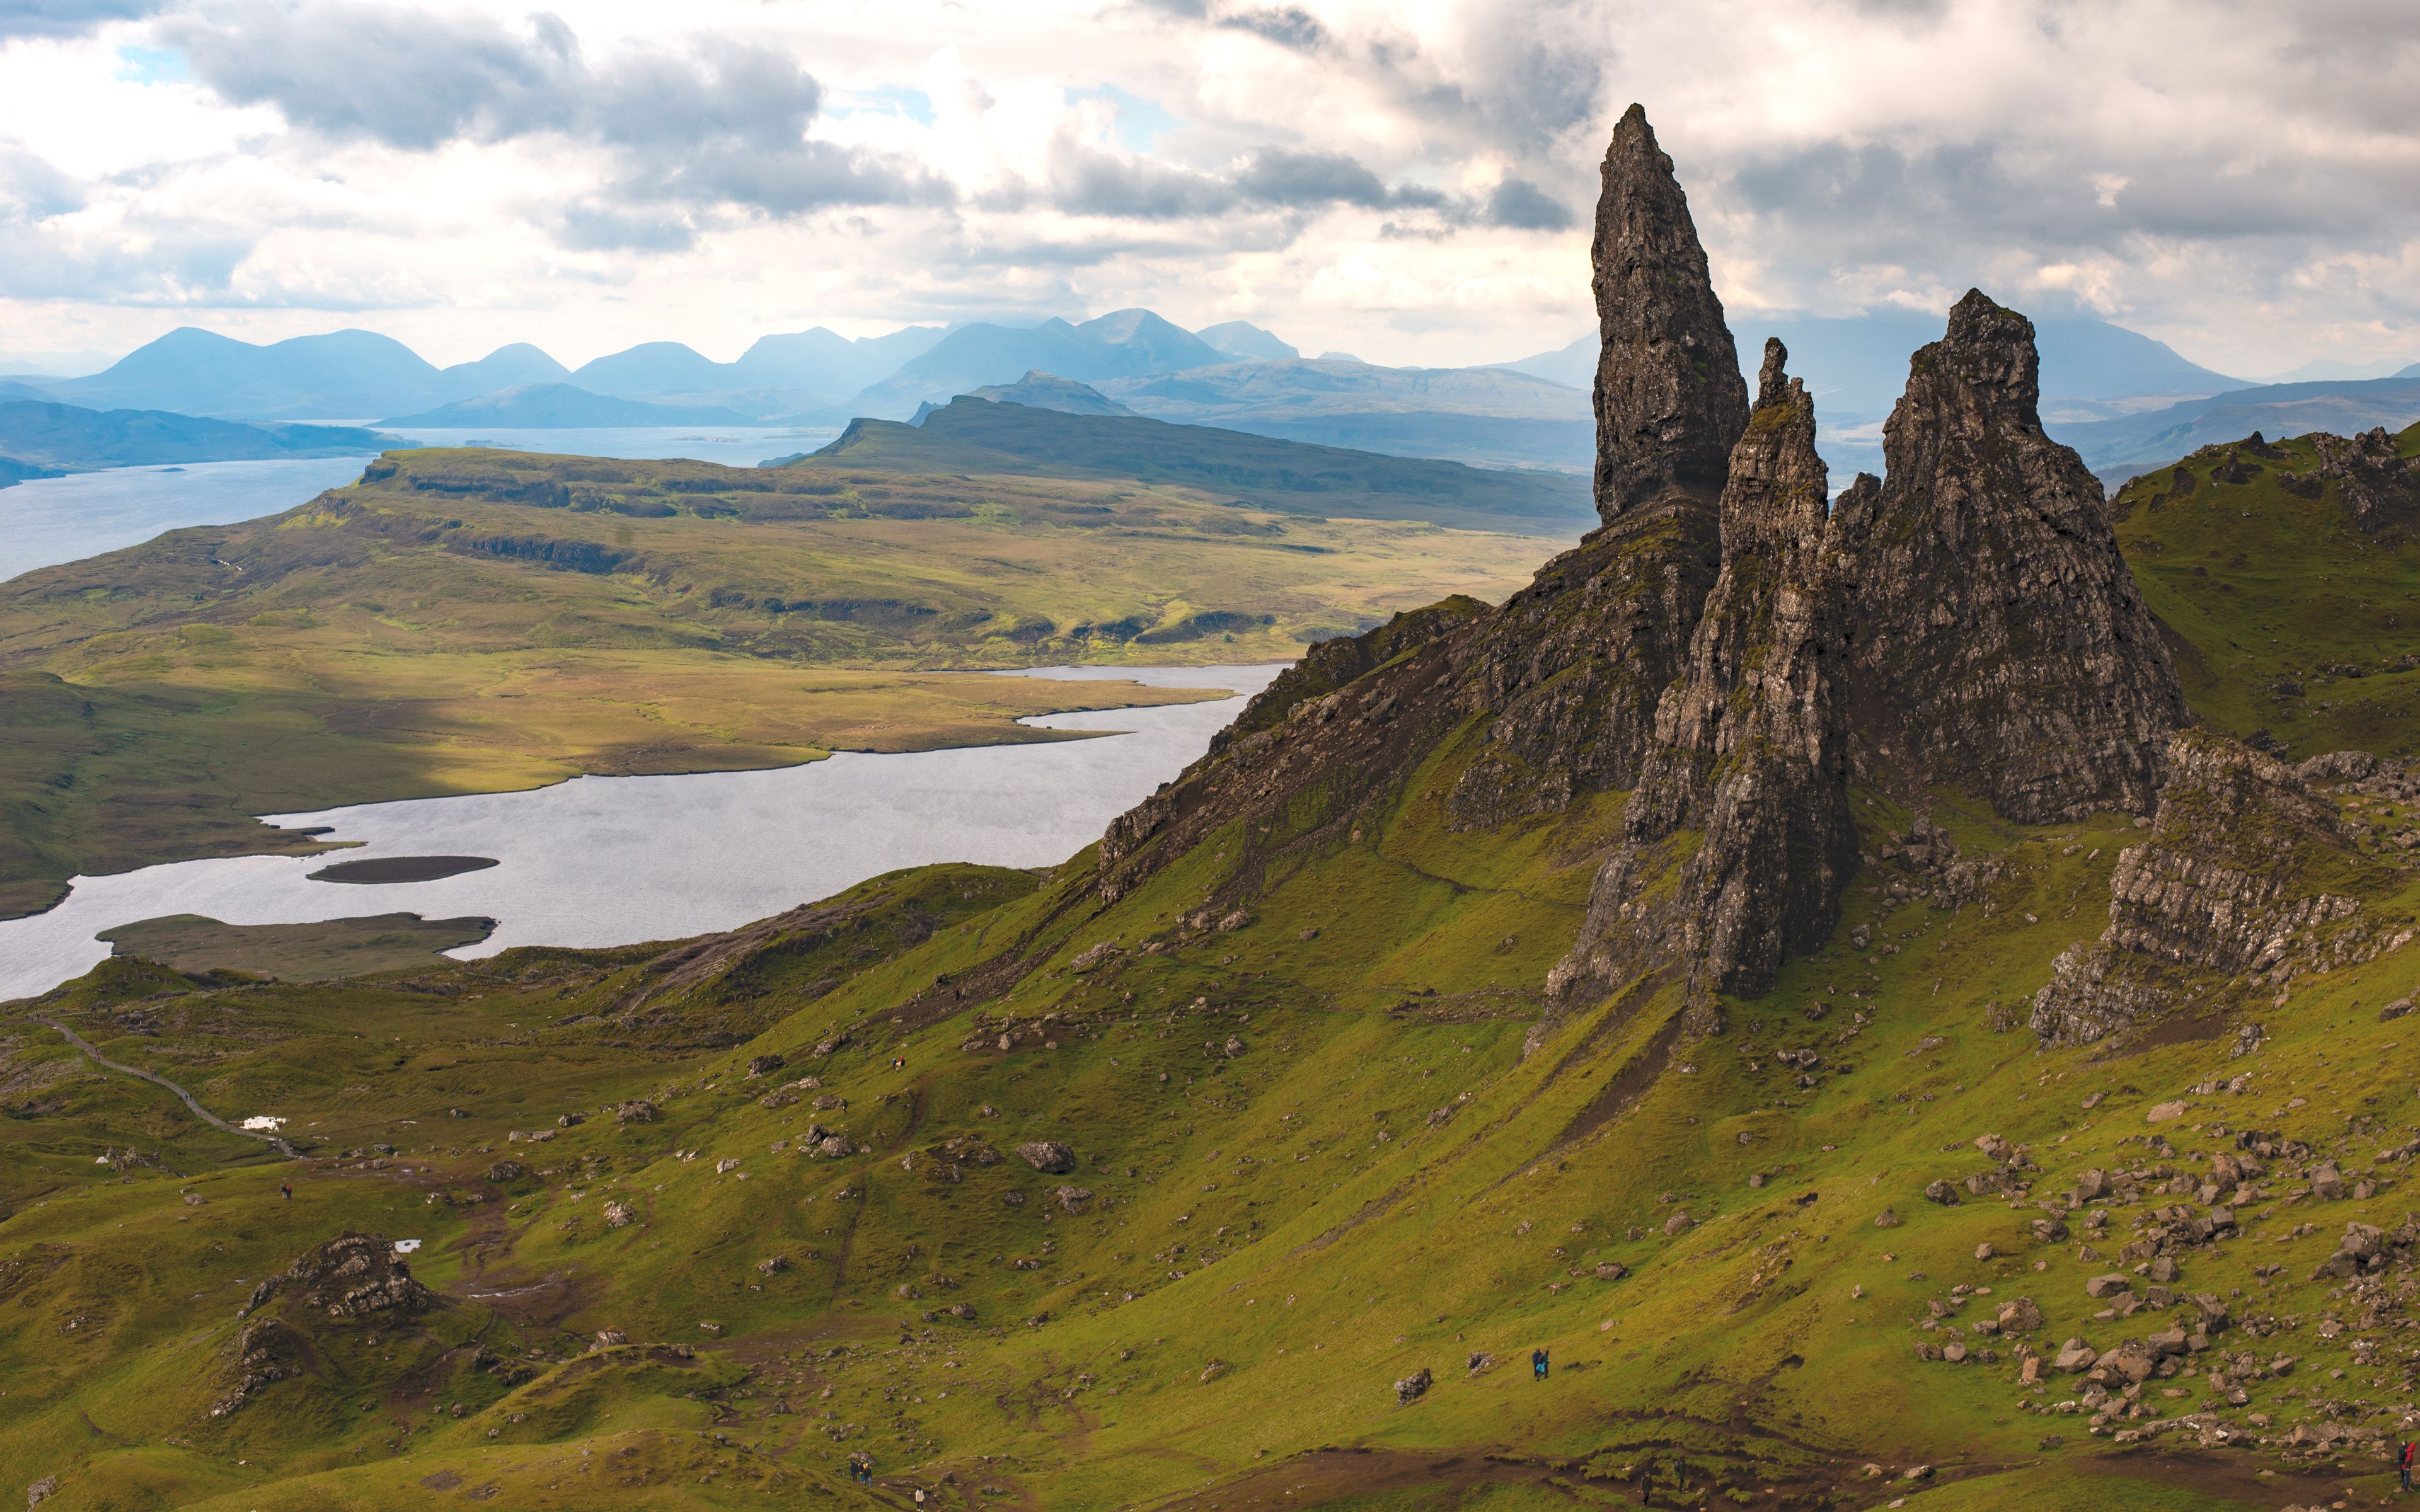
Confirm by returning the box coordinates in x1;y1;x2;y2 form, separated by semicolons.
381;383;756;428
0;398;395;473
785;394;1593;536
962;372;1136;417
2060;373;2420;479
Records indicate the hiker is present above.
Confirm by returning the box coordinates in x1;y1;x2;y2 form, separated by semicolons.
2401;1438;2415;1492
1531;1348;1548;1380
280;1183;292;1200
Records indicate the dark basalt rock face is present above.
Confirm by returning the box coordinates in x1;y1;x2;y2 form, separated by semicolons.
1831;290;2186;823
1446;103;1743;827
1591;103;1750;522
2031;731;2403;1045
1443;498;1722;828
1098;104;1747;895
1550;342;1856;1005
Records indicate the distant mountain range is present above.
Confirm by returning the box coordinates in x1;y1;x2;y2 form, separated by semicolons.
12;307;2413;485
1098;358;1592;471
0;399;396;485
2058;373;2420;480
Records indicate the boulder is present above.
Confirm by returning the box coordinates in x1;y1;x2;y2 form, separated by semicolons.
2145;1101;2187;1124
2053;1337;2098;1372
2085;1273;2133;1298
483;1159;526;1184
1054;1185;1095;1215
603;1201;637;1228
1395;1367;1433;1406
1997;1297;2044;1334
614;1100;659;1125
1017;1141;1078;1174
1874;1208;1903;1228
1662;1211;1697;1236
1923;1179;1961;1205
2310;1163;2347;1200
745;1055;785;1077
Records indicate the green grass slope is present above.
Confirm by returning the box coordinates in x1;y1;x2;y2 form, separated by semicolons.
2114;420;2420;759
6;433;2420;1510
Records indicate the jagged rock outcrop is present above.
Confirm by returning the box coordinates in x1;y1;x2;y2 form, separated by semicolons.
1097;104;1746;896
1831;290;2186;823
1591;103;1750;521
1443;103;1743;825
1550;342;1855;1005
2032;731;2411;1044
1443;502;1722;827
2307;427;2420;534
239;1233;438;1321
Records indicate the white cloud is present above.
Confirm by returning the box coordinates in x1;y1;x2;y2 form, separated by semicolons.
0;0;2413;374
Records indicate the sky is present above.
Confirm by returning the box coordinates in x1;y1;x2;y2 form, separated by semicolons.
1;0;2417;376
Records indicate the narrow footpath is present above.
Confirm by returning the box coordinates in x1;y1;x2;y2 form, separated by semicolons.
43;1019;299;1158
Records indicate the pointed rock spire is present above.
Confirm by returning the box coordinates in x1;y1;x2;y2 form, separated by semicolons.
1552;341;1855;1003
1591;103;1750;524
1831;290;2186;822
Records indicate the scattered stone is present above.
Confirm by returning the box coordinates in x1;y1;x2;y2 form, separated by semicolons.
594;1330;627;1348
1662;1211;1696;1235
2145;1101;2187;1124
603;1201;637;1228
2310;1163;2347;1200
1054;1185;1095;1215
746;1055;785;1078
1017;1141;1078;1174
1874;1208;1902;1228
483;1160;526;1184
614;1101;659;1125
1974;1242;1996;1261
1394;1367;1433;1406
758;1256;790;1276
1923;1180;1960;1205
2084;1274;2133;1298
2053;1337;2097;1372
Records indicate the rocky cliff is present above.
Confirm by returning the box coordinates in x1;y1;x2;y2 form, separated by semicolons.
1549;341;1857;1005
2031;731;2409;1044
1591;103;1750;522
1099;103;1746;895
1831;291;2187;823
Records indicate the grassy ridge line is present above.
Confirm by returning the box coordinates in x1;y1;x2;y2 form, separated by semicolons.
0;445;1552;917
2113;421;2420;759
804;394;1595;536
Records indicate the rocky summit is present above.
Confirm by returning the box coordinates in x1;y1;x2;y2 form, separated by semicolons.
1831;289;2187;823
6;106;2420;1512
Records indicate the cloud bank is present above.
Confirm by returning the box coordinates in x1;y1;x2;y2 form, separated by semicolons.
0;0;2414;374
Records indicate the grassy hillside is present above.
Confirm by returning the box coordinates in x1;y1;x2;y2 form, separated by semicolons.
800;396;1594;536
2113;420;2420;758
0;446;1550;917
7;430;2420;1510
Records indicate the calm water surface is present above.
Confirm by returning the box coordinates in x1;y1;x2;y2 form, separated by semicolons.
0;665;1282;1002
1;427;838;582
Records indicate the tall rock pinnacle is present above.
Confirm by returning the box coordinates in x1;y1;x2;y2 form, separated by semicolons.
1591;103;1750;524
1830;290;2186;822
1552;340;1855;1005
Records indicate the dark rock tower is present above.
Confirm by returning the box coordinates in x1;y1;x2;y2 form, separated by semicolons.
1829;290;2186;821
1591;103;1751;522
